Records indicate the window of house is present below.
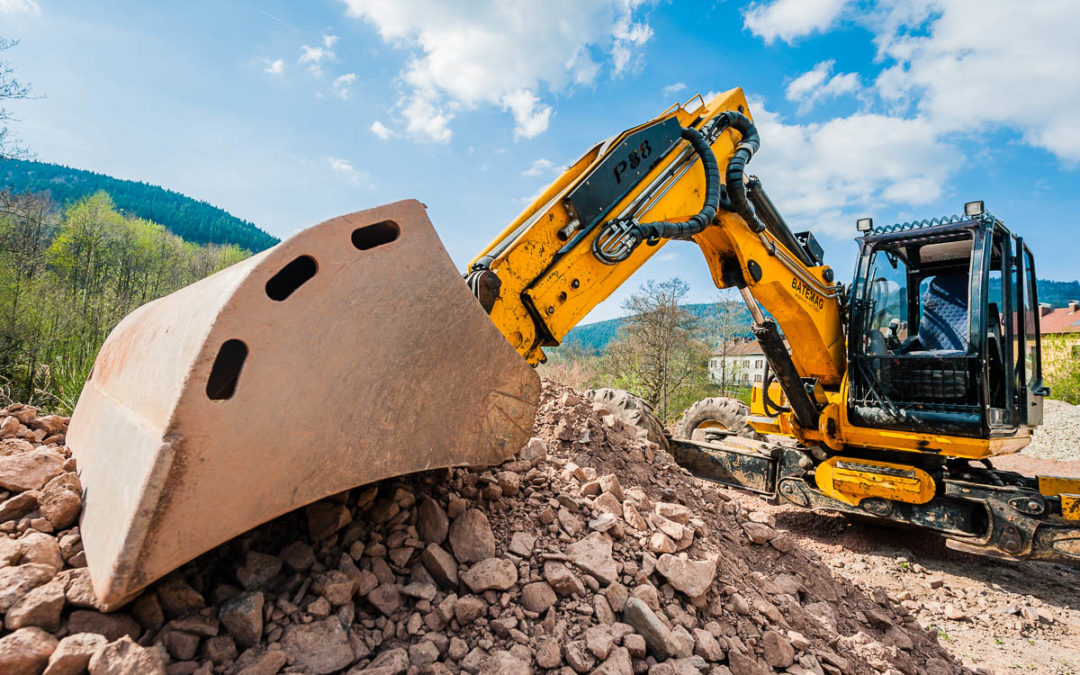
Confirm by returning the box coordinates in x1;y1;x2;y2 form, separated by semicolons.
754;374;762;383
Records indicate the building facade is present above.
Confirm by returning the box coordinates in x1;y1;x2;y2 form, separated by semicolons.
709;340;766;386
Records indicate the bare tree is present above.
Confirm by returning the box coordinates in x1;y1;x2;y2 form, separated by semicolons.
0;38;34;159
600;278;710;421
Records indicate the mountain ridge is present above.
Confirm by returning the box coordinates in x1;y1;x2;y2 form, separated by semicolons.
1;158;278;252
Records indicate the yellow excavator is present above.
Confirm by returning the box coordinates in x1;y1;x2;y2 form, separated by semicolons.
66;88;1080;610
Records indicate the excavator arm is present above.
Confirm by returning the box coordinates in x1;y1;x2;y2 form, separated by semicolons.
469;88;845;429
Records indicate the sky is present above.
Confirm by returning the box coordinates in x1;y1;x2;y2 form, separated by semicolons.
2;0;1079;323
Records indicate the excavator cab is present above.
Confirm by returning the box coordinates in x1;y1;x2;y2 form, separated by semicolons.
847;202;1047;440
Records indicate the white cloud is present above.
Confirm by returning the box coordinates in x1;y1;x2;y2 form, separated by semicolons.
743;0;850;44
872;0;1080;163
785;60;860;112
748;98;958;235
299;35;338;77
502;89;553;139
326;156;372;187
662;82;687;96
741;0;1080;236
522;158;557;176
263;59;286;75
339;0;654;142
0;0;39;15
369;120;393;139
332;73;357;100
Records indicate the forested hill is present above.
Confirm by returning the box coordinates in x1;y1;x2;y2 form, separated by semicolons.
562;278;1080;355
0;159;278;252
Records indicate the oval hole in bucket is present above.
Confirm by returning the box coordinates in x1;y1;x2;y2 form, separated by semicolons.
206;339;248;401
351;220;400;250
266;255;318;301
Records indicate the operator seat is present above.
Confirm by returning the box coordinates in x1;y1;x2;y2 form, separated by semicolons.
904;270;970;402
919;272;969;351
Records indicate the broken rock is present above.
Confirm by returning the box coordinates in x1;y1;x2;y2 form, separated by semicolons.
0;448;65;492
87;636;164;675
0;627;57;675
567;532;618;586
281;618;353;675
448;509;495;563
43;632;107;675
655;553;717;599
461;557;518;592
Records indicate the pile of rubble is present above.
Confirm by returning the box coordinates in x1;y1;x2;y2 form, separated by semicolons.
0;383;971;674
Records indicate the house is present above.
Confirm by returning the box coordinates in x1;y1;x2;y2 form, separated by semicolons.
709;339;766;386
1039;300;1080;361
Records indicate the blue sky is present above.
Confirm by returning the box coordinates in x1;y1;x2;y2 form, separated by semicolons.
3;0;1079;322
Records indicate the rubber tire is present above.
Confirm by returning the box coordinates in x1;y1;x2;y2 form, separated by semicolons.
676;397;760;441
583;388;671;453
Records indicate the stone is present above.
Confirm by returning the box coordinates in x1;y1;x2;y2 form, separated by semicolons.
0;563;56;612
590;512;620;532
487;650;529;674
43;633;107;675
32;415;66;435
363;646;409;673
156;579;205;619
0;627;57;675
448;509;495;563
305;501;351;540
655;554;717;599
38;473;82;530
670;625;694;658
495;471;521;496
944;604;966;620
453;595;486;625
367;584;404;616
234;649;288;675
519;437;547;465
622;597;676;660
60;568;99;608
630;583;660;612
593;646;633;675
624;634;646;659
692;628;724;661
655;502;692;524
21;530;63;572
0;490;39;522
161;631;199;661
567;532;618;585
623;503;647;530
421;544;458;589
219;592;264;647
401;582;437;601
558;507;584;536
585;625;614;660
87;636;165;675
594;492;623;517
235;551;282;590
281;618;353;675
279;541;315;572
543;561;585;597
521;581;557;613
67;611;141;642
535;636;562;668
741;522;774;545
461;557;518;592
507;531;536;558
927;576;945;589
417;496;449;545
648;532;676;554
761;630;795;669
0;448;65;492
163;613;218;638
202;635;237;664
564;640;596;674
6;577;66;631
408;640;440;668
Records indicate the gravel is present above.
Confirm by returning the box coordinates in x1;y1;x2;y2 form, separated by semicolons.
1022;399;1080;461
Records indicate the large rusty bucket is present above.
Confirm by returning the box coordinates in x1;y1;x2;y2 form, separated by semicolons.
66;200;540;610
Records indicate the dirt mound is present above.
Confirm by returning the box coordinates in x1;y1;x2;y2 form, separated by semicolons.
0;384;971;674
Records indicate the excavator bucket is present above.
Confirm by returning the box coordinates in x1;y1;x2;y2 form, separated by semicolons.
66;199;540;610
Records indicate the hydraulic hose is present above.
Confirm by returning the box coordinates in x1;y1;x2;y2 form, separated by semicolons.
592;125;721;264
718;110;765;234
633;125;721;242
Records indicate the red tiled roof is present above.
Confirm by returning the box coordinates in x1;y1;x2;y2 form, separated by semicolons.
713;341;764;356
1040;306;1080;334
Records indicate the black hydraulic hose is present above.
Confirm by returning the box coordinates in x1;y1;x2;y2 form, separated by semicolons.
633;126;721;242
718;110;766;233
